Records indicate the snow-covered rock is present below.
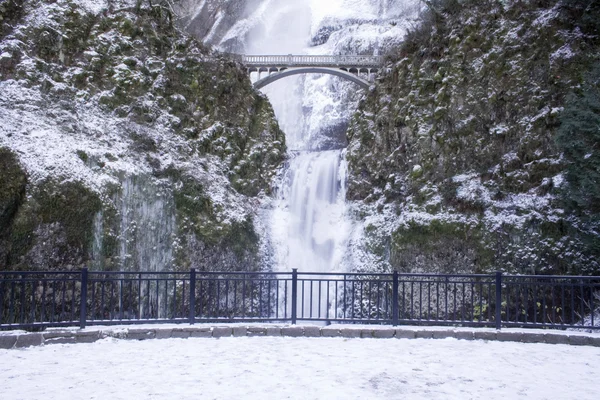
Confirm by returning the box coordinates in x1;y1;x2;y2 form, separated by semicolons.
0;0;285;272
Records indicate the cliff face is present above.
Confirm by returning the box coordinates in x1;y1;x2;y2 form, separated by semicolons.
345;0;600;275
0;0;285;272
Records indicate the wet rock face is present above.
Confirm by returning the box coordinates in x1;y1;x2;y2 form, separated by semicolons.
0;148;27;267
0;0;285;272
309;122;349;151
345;0;600;275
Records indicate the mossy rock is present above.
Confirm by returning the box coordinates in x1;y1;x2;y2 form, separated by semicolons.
0;147;27;229
0;148;27;268
390;219;494;274
7;178;102;270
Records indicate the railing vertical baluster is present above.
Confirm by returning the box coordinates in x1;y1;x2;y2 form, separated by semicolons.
51;280;56;323
318;280;322;320
495;271;502;330
551;284;556;325
470;282;475;323
90;277;96;321
19;277;25;324
506;283;511;323
561;282;565;326
261;279;265;318
199;279;204;319
335;280;339;320
452;282;457;321
301;279;305;319
514;283;519;323
267;279;271;319
172;277;177;320
101;280;105;320
569;280;575;325
445;278;450;321
80;268;88;329
0;280;4;324
478;281;483;323
242;278;246;319
109;281;114;321
182;278;186;319
138;273;142;320
342;275;347;319
283;279;287;319
410;281;414;320
41;280;47;323
392;271;399;326
120;278;124;320
146;278;151;319
580;281;585;327
542;283;547;325
419;280;423;320
29;278;35;324
427;280;432;321
189;269;196;325
9;281;15;324
351;280;355;320
401;280;405;321
291;269;298;324
591;283;595;327
309;280;313;319
225;279;230;318
327;280;331;320
275;278;279;319
216;279;220;318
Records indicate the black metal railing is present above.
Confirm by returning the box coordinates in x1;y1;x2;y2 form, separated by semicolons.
1;269;598;331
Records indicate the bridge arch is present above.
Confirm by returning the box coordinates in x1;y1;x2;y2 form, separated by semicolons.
253;67;371;90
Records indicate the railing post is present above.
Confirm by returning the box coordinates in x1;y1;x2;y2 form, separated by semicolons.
79;268;88;329
189;268;196;325
392;271;399;326
495;271;502;330
291;269;298;325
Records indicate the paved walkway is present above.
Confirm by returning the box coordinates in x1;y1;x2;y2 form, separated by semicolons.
1;323;598;349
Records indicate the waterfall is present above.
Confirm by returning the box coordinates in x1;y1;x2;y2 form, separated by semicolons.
90;175;176;273
276;150;349;273
197;0;420;318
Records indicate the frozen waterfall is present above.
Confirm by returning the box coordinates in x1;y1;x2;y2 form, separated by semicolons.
273;150;349;274
199;0;420;317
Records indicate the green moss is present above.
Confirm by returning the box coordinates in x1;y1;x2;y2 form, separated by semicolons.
7;202;36;266
0;148;27;268
6;178;102;268
0;148;27;228
37;180;102;250
222;218;259;258
391;219;494;273
76;150;88;163
173;178;213;225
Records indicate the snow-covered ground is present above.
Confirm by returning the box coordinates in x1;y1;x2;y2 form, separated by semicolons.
1;336;599;399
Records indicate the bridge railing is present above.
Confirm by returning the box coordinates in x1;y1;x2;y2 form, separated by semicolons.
241;54;383;67
1;270;598;331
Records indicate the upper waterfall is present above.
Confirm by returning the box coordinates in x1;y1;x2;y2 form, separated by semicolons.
182;0;421;273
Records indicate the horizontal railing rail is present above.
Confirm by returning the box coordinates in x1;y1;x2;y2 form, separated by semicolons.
1;270;598;331
241;54;384;67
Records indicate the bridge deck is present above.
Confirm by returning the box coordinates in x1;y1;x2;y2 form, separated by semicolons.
241;54;383;68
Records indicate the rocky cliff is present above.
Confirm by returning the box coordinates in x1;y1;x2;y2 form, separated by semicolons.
0;0;285;272
345;0;600;275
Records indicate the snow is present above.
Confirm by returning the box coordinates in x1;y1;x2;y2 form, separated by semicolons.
1;335;599;399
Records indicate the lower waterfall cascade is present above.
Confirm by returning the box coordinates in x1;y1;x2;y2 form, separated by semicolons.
226;0;420;318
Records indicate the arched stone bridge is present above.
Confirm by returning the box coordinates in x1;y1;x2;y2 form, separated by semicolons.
241;55;383;89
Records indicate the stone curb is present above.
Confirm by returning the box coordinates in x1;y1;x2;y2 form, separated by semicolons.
1;326;598;349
